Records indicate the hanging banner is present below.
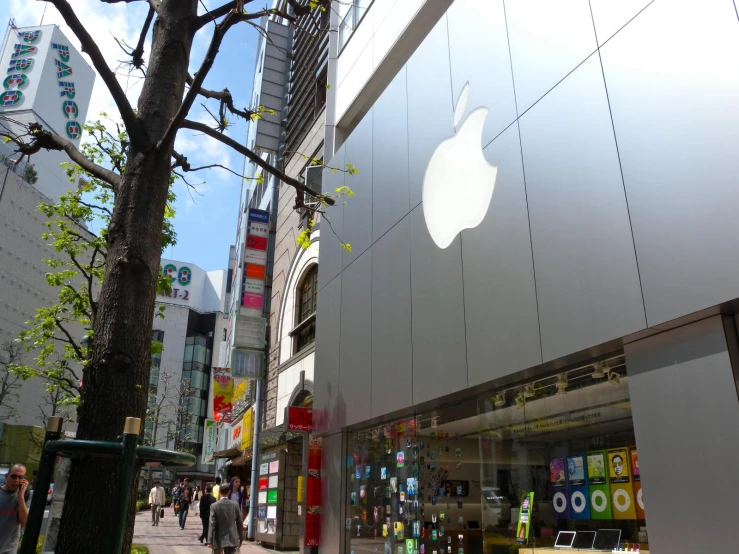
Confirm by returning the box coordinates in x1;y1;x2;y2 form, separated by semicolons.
201;419;216;465
212;367;234;421
587;450;613;520
608;447;637;520
550;457;570;520
630;446;645;519
242;408;254;451
515;492;534;544
567;453;590;520
305;436;322;547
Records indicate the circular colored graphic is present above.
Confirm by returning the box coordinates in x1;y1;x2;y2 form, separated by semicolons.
637;488;644;510
591;490;608;512
613;489;630;512
162;264;177;282
3;74;28;90
177;266;191;286
552;491;568;514
62;101;79;119
1;91;23;107
65;121;81;139
571;491;586;513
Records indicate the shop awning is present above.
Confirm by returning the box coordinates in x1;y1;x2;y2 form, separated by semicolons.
212;446;242;459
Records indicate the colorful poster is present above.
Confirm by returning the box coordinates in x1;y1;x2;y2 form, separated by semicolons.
587;450;612;520
550;458;566;487
630;446;645;519
608;447;637;520
567;453;590;520
515;492;534;544
305;436;322;546
212;367;233;420
201;419;216;465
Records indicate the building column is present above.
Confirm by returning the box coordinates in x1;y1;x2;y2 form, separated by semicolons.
318;431;346;554
624;315;739;554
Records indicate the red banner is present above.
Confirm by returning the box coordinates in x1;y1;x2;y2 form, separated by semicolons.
258;477;268;490
287;407;313;431
305;436;321;547
246;234;268;250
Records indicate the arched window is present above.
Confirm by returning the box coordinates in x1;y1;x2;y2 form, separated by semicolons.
293;265;318;352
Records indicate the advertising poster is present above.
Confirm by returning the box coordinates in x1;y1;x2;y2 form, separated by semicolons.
201;419;216;465
241;408;253;451
305;436;322;546
287;407;313;431
630;446;645;519
515;492;535;544
550;457;570;519
586;450;612;520
608;447;637;520
212;367;233;421
567;453;590;520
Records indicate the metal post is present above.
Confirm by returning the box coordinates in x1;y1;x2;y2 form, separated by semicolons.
19;417;63;554
246;378;262;539
107;417;141;554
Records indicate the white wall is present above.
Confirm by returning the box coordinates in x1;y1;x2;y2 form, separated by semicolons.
275;352;314;427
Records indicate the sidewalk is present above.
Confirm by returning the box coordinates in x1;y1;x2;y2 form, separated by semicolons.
133;510;276;554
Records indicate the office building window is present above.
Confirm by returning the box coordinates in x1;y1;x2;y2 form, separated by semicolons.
294;265;318;352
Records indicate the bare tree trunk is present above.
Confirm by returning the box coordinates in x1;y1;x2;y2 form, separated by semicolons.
55;3;198;553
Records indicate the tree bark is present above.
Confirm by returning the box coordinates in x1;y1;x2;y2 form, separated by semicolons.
55;3;198;553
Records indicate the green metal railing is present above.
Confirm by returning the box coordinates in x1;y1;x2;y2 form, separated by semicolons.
20;416;196;554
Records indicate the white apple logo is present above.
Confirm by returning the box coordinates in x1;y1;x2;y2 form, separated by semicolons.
422;82;497;249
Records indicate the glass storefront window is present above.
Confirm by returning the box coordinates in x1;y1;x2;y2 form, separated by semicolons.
346;355;649;554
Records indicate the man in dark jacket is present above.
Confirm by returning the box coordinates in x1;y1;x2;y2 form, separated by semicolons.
198;485;217;544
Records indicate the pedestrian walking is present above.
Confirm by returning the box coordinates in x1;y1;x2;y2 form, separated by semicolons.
192;485;201;516
212;477;222;501
148;480;165;527
0;463;30;554
177;478;192;529
198;485;216;544
171;480;181;516
227;477;245;520
207;484;243;554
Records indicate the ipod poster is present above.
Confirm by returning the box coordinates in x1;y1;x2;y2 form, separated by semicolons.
607;448;630;484
587;452;607;485
567;454;586;487
550;457;566;487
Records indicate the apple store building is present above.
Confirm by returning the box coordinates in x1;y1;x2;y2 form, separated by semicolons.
312;1;739;554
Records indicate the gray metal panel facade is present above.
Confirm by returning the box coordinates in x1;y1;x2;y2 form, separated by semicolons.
406;16;452;208
341;113;374;268
318;432;344;554
625;316;739;554
409;206;468;406
519;55;645;362
465;124;541;387
313;274;343;433
600;0;739;326
372;67;409;242
254;20;289;154
338;251;372;426
317;147;344;291
315;0;739;437
371;216;413;419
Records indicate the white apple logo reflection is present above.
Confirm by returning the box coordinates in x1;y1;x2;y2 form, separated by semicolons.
422;82;497;249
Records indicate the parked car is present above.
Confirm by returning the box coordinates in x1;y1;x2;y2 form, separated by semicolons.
47;483;55;504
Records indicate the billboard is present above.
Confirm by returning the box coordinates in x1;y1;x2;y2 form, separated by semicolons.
201;419;216;465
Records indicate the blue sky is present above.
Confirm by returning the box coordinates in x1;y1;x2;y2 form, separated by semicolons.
6;0;258;272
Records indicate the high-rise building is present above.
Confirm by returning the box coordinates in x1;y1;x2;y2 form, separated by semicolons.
313;2;739;554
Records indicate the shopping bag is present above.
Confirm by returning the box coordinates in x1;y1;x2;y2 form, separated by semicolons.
160;508;165;518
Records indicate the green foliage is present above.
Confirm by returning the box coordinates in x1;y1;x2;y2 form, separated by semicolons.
131;545;150;554
23;163;38;184
9;115;178;408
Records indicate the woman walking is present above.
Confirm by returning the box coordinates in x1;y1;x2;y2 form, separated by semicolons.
192;485;201;516
227;477;245;519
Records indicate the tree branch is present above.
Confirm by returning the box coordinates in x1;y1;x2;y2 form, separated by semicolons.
132;6;155;68
158;8;274;150
194;0;256;30
180;119;334;205
53;318;86;361
2;124;121;189
44;0;146;148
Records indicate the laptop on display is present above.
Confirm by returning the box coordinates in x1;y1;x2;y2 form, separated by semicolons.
572;531;597;549
593;529;622;551
554;531;576;548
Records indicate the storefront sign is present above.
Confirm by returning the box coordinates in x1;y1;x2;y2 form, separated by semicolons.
257;506;267;518
248;208;270;224
201;419;216;464
287;407;313;431
305;436;322;547
258;477;268;490
267;490;278;504
229;420;243;450
515;492;534;544
246;234;268;250
245;248;267;265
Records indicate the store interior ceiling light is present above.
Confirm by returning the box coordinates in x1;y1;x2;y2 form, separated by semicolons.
523;384;536;398
555;374;568;395
608;371;621;386
515;393;526;409
494;393;506;407
592;361;606;379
